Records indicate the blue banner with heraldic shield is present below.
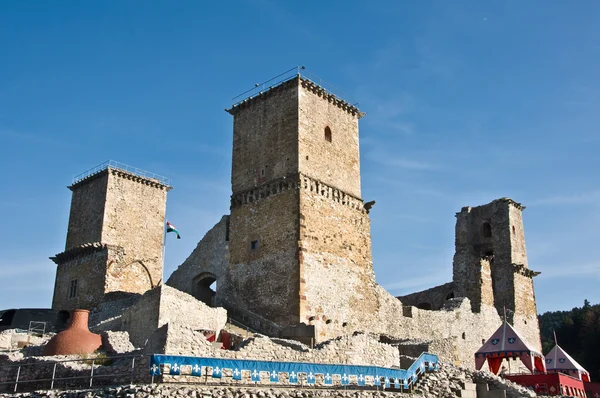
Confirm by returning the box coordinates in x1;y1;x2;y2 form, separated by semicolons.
149;353;439;387
357;374;366;386
169;363;181;375
251;369;260;382
191;364;202;376
341;374;349;385
269;370;279;383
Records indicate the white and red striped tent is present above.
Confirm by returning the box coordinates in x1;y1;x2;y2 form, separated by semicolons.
545;344;591;382
475;320;546;375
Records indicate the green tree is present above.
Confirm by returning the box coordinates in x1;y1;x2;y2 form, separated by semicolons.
539;300;600;380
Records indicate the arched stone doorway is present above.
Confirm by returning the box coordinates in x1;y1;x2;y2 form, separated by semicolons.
193;273;217;307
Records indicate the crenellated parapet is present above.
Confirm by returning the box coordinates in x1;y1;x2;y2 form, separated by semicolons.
230;173;299;208
230;172;366;213
50;242;124;265
69;162;171;192
299;173;366;212
299;78;364;119
226;73;364;119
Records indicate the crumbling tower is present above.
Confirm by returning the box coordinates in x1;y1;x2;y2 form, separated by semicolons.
51;161;170;312
453;198;541;346
222;70;378;336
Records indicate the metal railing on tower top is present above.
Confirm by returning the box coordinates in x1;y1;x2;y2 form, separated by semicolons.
71;160;170;186
231;66;359;108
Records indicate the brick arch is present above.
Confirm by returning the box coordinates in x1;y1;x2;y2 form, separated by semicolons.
106;260;155;294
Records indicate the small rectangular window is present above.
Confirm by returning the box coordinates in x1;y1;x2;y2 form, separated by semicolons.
69;279;78;299
250;240;259;251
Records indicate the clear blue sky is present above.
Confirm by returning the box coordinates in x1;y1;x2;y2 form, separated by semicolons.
1;1;599;314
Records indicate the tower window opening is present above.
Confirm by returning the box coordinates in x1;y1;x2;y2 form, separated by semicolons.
324;126;332;142
512;225;516;234
482;222;492;238
69;279;78;299
250;240;259;251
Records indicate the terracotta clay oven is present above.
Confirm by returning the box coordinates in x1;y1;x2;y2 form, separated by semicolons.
44;309;102;356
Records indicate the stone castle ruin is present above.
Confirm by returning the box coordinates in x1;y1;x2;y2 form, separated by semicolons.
48;71;543;367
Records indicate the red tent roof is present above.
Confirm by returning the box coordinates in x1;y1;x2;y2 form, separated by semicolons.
475;320;545;374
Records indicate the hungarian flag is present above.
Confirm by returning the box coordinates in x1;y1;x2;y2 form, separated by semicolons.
166;221;181;239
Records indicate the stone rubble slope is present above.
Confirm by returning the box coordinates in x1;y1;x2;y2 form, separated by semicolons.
415;361;546;398
0;385;413;398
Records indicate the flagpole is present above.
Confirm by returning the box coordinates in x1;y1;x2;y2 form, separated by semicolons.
162;215;167;285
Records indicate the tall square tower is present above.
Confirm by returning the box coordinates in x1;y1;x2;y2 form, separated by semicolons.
222;74;377;334
51;162;170;311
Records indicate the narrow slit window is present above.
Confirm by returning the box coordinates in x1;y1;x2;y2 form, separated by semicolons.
69;279;78;299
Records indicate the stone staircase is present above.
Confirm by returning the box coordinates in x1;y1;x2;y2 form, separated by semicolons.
223;318;258;338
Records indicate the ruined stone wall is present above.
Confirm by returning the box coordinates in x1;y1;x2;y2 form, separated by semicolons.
298;174;376;338
119;285;227;349
161;328;399;369
297;78;362;198
452;207;496;313
371;289;504;367
166;215;229;298
65;171;109;249
120;286;161;347
227;189;300;326
396;282;455;311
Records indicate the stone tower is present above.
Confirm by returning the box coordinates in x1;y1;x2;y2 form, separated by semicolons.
453;198;541;346
222;74;377;336
51;162;170;312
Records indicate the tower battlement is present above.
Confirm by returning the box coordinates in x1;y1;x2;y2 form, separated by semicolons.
226;67;364;119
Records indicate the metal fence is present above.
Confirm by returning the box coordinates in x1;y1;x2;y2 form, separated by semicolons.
0;354;151;393
231;66;359;108
0;352;437;394
71;160;170;186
